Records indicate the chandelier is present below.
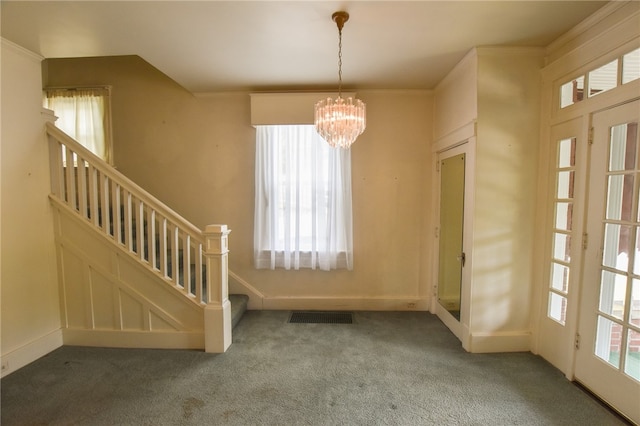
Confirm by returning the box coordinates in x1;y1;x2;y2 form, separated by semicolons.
315;11;366;149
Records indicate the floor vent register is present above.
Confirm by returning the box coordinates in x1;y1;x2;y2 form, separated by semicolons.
288;311;353;324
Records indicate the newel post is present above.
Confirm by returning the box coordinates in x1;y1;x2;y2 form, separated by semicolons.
203;224;232;353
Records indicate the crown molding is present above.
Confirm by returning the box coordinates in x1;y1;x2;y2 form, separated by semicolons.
1;38;43;62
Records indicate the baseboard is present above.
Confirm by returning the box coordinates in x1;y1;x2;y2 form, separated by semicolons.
468;330;531;353
261;296;430;311
1;329;63;378
62;329;204;350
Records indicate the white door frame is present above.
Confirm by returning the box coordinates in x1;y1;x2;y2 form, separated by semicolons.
433;132;475;350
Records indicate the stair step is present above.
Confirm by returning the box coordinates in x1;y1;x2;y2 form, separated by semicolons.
230;294;249;329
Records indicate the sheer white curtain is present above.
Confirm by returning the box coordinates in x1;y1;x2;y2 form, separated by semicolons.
254;125;353;271
44;88;109;161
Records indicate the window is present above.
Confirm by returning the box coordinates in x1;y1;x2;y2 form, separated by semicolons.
254;125;353;271
43;87;111;163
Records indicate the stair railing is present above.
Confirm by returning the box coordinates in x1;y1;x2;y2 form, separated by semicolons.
46;122;227;308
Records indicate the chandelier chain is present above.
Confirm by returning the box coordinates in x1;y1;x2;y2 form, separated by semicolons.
314;10;366;149
338;27;343;97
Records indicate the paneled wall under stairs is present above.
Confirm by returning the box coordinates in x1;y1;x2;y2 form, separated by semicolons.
52;200;206;349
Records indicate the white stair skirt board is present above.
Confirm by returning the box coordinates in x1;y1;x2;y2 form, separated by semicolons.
62;329;204;350
1;329;63;378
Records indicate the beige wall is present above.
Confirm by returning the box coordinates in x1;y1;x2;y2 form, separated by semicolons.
433;50;478;141
1;39;62;376
473;48;544;339
432;47;544;351
45;56;434;310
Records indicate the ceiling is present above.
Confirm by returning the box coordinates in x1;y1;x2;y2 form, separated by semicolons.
1;1;608;93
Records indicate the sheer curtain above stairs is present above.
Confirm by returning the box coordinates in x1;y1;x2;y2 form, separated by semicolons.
45;121;245;353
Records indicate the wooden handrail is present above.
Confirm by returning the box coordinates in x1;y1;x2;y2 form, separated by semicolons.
45;122;228;306
46;122;202;237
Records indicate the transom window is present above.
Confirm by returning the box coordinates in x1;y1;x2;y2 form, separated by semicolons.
560;47;640;109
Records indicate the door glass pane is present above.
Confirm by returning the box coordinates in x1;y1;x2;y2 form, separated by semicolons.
606;175;634;221
557;171;575;198
547;134;577;326
558;137;576;167
622;48;640;84
551;262;569;292
635;232;640;275
625;329;640;381
595;315;621;368
555;202;573;230
589;60;618;97
603;223;631;271
549;292;567;324
599;270;627;320
553;233;571;262
632;279;640;323
609;123;637;171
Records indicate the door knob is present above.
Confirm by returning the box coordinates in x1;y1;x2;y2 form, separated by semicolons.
457;252;466;267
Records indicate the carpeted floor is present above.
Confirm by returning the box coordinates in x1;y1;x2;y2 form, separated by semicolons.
0;311;629;425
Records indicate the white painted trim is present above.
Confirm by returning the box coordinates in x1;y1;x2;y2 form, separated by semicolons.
1;329;63;378
41;107;57;123
543;10;640;80
358;89;434;96
228;270;265;310
546;1;633;60
434;302;461;339
434;48;477;92
476;46;545;58
62;329;204;349
194;89;432;98
433;121;476;153
461;324;472;352
261;297;430;312
468;331;531;353
193;90;251;98
204;300;232;353
551;69;640;126
51;199;206;314
1;37;43;62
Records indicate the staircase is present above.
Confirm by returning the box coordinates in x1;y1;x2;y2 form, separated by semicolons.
45;121;247;353
230;294;249;329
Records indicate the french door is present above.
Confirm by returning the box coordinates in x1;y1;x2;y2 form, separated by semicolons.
575;100;640;424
